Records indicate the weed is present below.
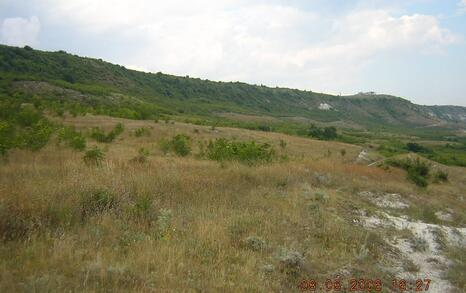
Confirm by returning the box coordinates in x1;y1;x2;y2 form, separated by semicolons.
83;147;105;166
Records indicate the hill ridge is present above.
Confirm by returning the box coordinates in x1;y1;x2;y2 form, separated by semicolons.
1;44;465;130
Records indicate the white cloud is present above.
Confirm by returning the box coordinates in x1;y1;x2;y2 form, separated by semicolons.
0;16;40;47
2;1;461;94
459;0;466;13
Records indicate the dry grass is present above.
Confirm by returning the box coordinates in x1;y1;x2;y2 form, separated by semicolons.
1;114;465;292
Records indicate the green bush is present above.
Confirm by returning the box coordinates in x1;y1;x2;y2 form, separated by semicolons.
58;126;86;151
159;134;191;157
19;119;54;151
307;124;338;140
387;157;430;187
113;122;124;135
83;147;105;166
90;123;124;143
204;138;274;165
406;142;432;153
0;121;14;156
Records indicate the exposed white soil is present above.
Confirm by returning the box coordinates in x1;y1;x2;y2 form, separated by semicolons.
361;211;466;293
435;210;454;222
318;103;332;110
358;191;409;209
356;150;372;163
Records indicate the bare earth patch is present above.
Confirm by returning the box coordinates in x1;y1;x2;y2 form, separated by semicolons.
361;211;466;293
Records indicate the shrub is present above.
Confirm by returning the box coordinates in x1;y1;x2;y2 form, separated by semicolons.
58;126;86;151
83;147;105;166
257;125;272;132
159;134;191;157
387;157;430;187
134;127;150;137
19;119;54;151
307;124;337;140
90;123;124;143
204;138;274;166
276;247;305;275
406;142;432;153
130;148;150;163
130;195;157;225
113;122;124;135
0;121;14;156
244;236;267;251
433;170;448;183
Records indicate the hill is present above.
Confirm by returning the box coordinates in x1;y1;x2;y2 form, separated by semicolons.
1;114;465;292
1;44;465;133
1;44;466;292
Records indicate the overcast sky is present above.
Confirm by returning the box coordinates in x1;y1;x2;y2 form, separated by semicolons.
1;0;466;106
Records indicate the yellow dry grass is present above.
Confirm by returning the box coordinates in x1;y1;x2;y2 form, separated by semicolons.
0;114;465;292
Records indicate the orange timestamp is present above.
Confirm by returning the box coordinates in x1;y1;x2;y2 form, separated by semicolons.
298;277;431;292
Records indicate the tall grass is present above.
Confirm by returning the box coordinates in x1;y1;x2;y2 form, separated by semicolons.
0;117;464;292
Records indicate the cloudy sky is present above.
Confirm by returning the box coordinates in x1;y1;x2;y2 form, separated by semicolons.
1;0;466;106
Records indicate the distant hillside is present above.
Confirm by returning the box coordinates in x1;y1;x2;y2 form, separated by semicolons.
1;44;465;132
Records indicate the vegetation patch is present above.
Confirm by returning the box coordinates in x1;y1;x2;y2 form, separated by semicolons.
445;246;466;290
159;134;192;157
0;95;54;155
90;123;124;143
83;146;105;166
298;124;338;140
57;126;86;151
133;127;150;137
201;138;275;165
386;157;430;187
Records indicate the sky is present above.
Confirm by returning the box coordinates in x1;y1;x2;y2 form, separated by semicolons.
1;0;466;106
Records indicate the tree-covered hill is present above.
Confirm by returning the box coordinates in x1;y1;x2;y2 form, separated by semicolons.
1;44;465;131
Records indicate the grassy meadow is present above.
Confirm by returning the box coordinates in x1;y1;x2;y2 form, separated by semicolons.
1;115;465;292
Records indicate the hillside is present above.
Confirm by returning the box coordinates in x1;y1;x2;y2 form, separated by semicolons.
1;114;465;292
1;44;466;292
1;44;465;132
